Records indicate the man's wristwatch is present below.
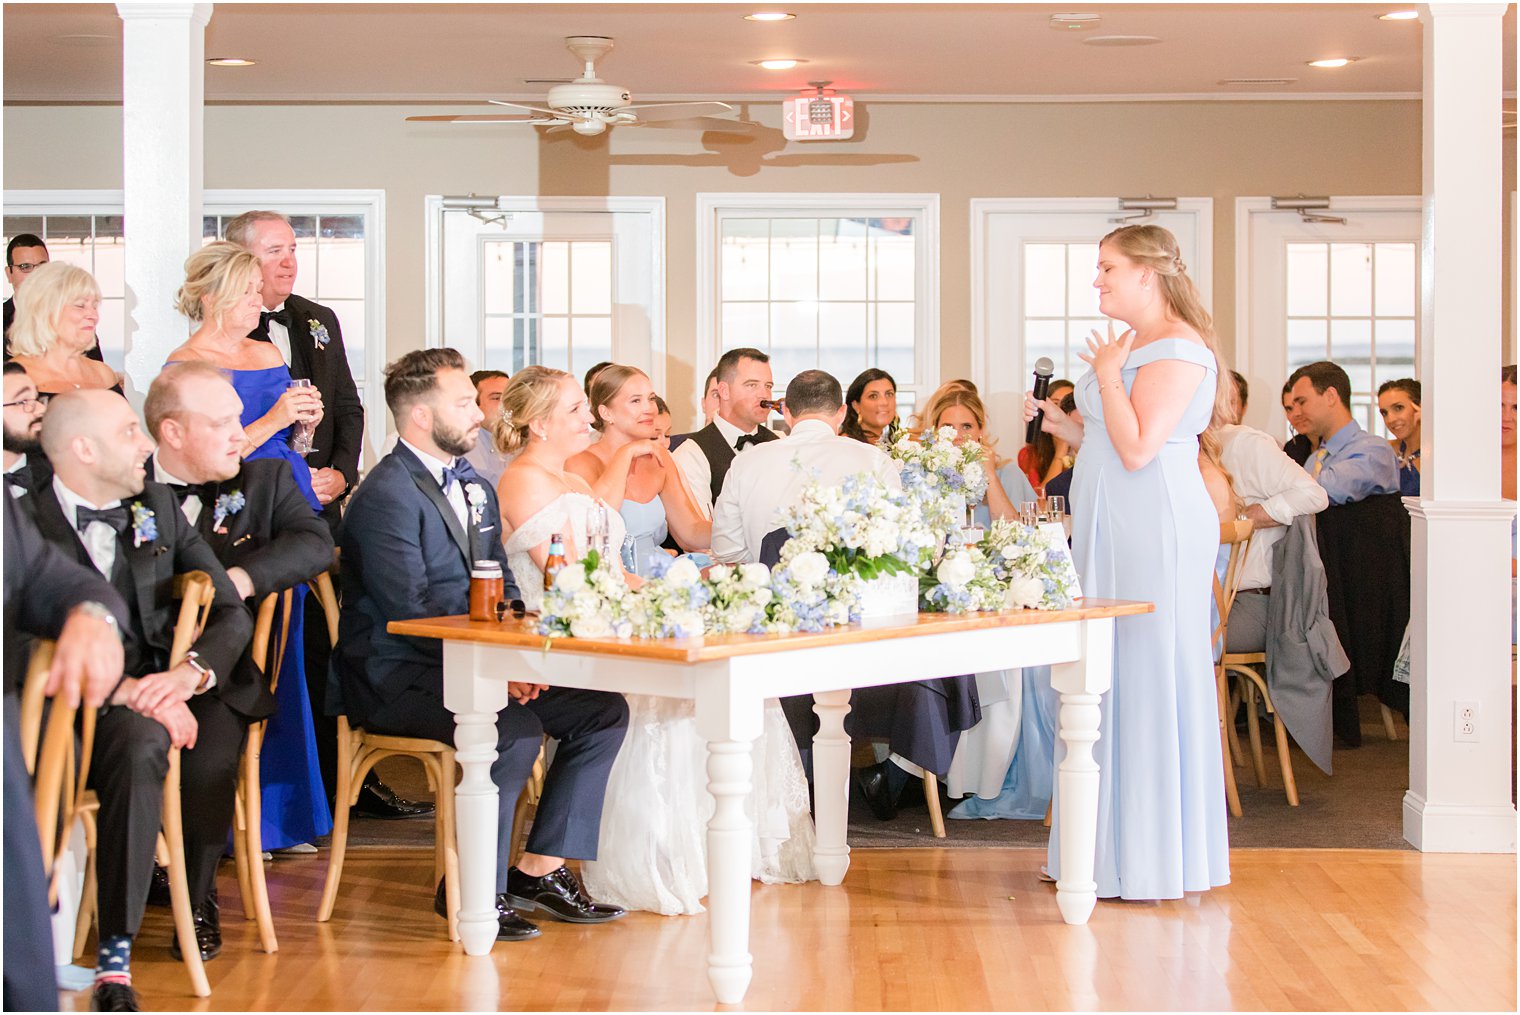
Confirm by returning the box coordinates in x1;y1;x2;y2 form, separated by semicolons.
73;601;123;642
183;651;216;694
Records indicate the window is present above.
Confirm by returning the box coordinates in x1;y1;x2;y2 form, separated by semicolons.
1022;241;1104;386
480;239;613;377
3;212;128;370
700;194;938;421
1285;240;1418;435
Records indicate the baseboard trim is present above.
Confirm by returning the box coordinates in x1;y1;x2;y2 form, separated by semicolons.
1402;791;1517;852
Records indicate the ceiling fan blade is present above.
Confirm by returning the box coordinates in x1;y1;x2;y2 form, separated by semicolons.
620;101;734;123
406;114;559;124
488;99;577;119
632;116;758;132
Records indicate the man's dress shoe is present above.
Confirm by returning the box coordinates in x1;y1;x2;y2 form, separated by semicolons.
505;866;626;924
90;980;140;1012
352;777;434;819
168;891;222;962
433;879;540;941
146;865;170;907
855;760;901;821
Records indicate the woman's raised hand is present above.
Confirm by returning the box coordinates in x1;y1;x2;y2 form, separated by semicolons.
1078;321;1137;380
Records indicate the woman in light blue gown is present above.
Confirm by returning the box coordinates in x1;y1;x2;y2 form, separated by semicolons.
1027;224;1230;900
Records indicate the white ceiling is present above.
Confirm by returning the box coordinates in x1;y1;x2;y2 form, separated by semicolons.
3;2;1515;105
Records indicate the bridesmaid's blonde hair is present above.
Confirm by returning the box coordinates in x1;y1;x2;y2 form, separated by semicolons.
493;365;574;454
175;241;263;328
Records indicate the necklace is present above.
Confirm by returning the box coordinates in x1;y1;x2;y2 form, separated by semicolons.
1395;441;1421;469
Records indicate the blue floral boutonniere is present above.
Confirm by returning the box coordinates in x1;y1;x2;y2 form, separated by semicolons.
465;483;487;525
130;503;158;548
212;490;246;534
309;319;331;351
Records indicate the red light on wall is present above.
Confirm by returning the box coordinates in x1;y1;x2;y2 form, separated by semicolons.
782;93;854;140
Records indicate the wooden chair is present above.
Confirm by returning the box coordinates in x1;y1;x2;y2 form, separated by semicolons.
21;641;97;910
1216;522;1301;808
1212;520;1252;818
850;741;945;838
73;571;218;998
230;588;294;955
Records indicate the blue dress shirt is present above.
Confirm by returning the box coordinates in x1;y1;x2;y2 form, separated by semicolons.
1305;419;1400;505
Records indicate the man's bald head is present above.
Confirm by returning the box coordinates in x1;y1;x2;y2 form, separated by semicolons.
41;389;155;502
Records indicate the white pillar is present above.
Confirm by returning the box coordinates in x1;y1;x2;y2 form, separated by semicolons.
117;2;212;397
1403;2;1516;853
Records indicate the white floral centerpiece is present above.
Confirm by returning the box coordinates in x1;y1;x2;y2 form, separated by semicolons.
885;425;990;544
628;556;712;638
537;550;636;640
701;562;776;635
919;546;1010;614
980;519;1080;610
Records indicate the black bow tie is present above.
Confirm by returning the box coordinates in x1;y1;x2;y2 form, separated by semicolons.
441;459;479;491
250;307;292;343
734;432;764;451
5;465;31;491
168;481;214;505
76;504;129;536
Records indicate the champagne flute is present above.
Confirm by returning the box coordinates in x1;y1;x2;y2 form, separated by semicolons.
287;377;317;456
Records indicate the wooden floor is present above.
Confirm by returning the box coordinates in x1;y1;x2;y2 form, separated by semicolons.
62;846;1516;1012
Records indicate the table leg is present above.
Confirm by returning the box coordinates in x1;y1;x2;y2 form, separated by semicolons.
704;738;755;1004
1050;617;1113;926
810;689;852;887
443;644;512;957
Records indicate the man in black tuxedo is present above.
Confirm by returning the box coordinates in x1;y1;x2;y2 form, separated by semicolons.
335;348;628;940
3;361;52;503
670;347;779;519
141;361;336;957
33;389;251;1013
3;493;130;1012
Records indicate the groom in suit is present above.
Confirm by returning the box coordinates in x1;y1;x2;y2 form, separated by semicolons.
32;389;251;1012
335;347;628;940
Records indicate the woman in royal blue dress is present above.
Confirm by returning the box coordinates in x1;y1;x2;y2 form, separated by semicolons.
165;241;332;851
1376;378;1422;496
1025;224;1230;900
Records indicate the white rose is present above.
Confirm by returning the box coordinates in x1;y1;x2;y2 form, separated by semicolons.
707;563;732;584
553;566;586;594
936;552;976;588
569;614;613;639
1006;575;1045;609
740;562;771;588
728;605;757;632
665;558;702;588
788;551;829;587
667;610;705;638
750;587;773;607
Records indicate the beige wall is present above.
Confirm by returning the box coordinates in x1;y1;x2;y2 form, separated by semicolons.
7;99;1513;427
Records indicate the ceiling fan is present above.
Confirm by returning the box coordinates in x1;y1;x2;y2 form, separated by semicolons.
407;35;751;136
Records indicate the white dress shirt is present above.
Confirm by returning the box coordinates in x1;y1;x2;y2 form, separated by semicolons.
52;475;125;578
1219;423;1330;590
399;437;468;530
152;453;203;526
671;414;771;521
711;418;903;565
265;302;292;365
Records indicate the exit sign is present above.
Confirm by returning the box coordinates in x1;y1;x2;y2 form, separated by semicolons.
782;93;854;141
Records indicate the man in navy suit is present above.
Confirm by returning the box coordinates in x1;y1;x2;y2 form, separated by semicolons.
335;348;628;940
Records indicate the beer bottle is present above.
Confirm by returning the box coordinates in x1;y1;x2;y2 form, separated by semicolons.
544;533;568;588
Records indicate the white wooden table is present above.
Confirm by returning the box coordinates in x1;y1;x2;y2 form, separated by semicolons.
390;599;1150;1004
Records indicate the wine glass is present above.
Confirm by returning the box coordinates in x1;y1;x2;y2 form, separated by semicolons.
287;377;317;456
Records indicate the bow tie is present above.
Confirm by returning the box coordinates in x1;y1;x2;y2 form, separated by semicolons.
76;504;129;535
4;465;31;491
250;307;292;343
441;459;479;491
168;481;214;505
734;432;765;451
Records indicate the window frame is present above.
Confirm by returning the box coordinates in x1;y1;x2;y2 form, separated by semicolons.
696;192;941;422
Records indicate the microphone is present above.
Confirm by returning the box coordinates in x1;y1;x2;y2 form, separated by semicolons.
1025;357;1055;444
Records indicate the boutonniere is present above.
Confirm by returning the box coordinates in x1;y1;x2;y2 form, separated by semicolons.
130;502;158;548
466;482;487;525
309;319;331;350
212;490;246;534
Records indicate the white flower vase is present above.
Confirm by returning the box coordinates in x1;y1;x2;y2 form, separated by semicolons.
857;572;920;621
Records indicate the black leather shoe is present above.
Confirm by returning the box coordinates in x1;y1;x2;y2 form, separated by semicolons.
168;891;222;962
855;761;900;821
505;866;626;924
146;864;170;907
352;777;434;819
433;879;540;941
90;979;140;1012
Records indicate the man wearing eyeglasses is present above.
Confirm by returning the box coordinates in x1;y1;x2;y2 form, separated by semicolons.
3;234;106;364
2;362;50;502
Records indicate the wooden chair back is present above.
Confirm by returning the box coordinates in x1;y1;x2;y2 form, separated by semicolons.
23;641;97;907
169;570;216;667
1213;519;1255;658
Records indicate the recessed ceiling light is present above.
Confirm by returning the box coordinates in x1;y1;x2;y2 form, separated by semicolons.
206;57;256;67
744;12;796;21
754;58;804;70
53;33;117;47
1377;10;1419;20
1082;34;1162;47
1049;13;1101;31
1220;77;1298;86
1307;57;1357;68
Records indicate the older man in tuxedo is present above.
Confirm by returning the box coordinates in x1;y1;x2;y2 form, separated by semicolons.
712;369;980;821
32;390;251;1013
671;347;778;518
335;348;628;940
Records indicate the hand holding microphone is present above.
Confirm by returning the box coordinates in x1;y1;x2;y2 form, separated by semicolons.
1025;358;1055;444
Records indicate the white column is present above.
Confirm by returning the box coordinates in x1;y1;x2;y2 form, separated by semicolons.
1403;2;1516;853
116;3;211;397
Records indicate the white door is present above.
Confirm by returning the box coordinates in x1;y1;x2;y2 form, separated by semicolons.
1236;197;1421;436
972;199;1212;451
427;197;665;391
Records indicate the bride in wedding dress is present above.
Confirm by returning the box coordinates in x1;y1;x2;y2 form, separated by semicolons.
492;366;816;915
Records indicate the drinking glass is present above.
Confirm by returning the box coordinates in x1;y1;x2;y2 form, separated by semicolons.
586;502;612;561
287;378;317;456
1043;495;1066;521
1018;501;1040;527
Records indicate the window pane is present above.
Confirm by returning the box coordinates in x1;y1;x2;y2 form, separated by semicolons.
483;316;517;374
770;219;818;302
1330;318;1373;403
818;219;867;301
1066;243;1100;317
1329;243;1373;317
1287;318;1327;372
288;215;317;240
720;302;768;351
769;301;817;386
4;216;45;238
1374;242;1416;318
571;241;612;315
92;239;126;298
1024;244;1065;317
1374;319;1416;387
818;301;867;382
540;316;570;373
720;219;769;301
46;216;93;242
203;216;220;240
572;317;612;379
1286;243;1328;317
483;242;516;315
876;302;914;385
541;242;569;315
316;234;365;301
1025;319;1065;385
871;221;914;302
325;299;365;380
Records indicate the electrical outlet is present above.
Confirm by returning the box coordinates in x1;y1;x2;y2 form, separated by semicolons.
1454;701;1479;742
